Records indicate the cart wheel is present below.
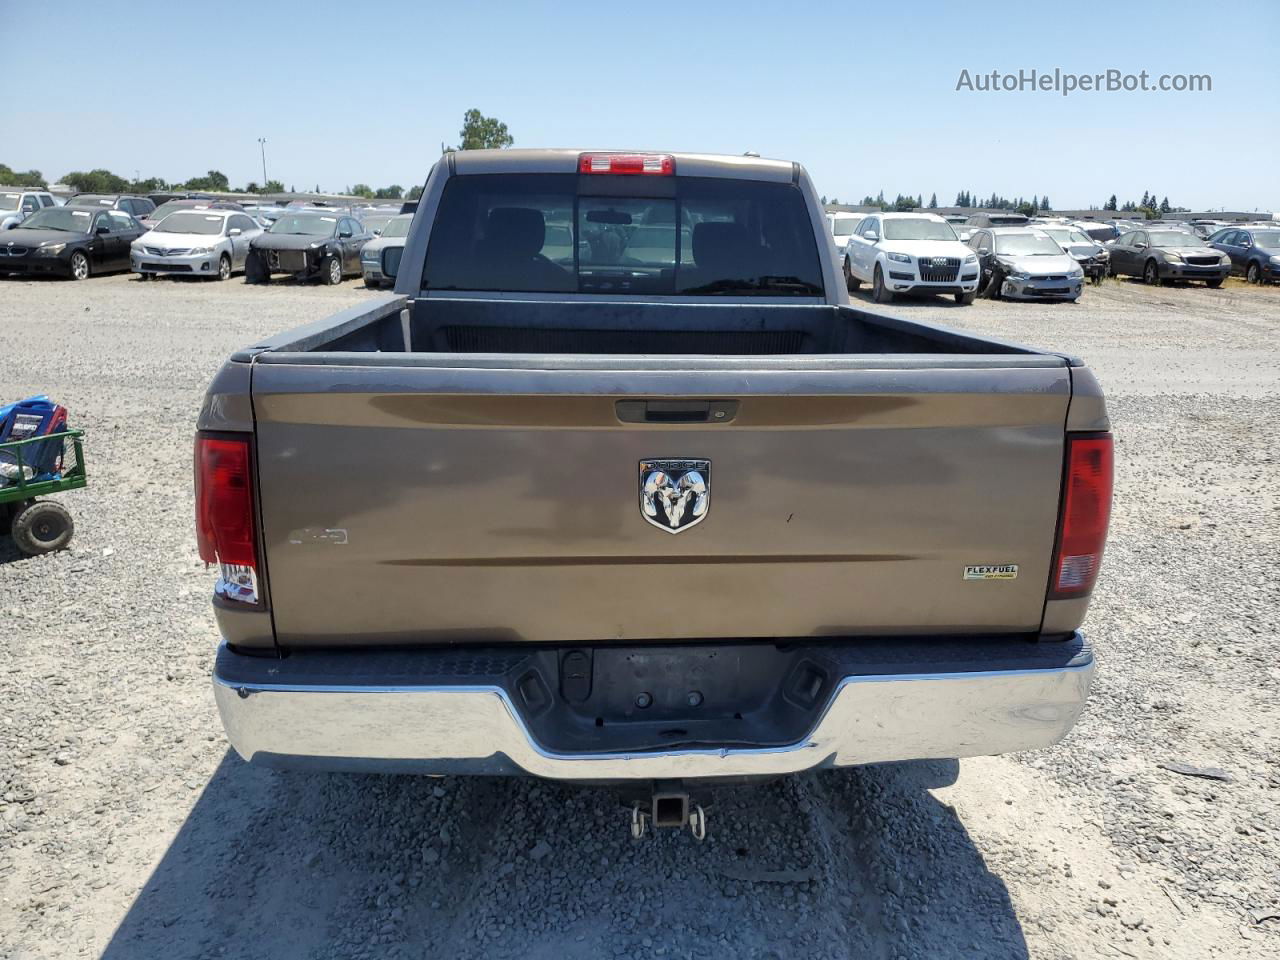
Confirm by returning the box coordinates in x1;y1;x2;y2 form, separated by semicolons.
11;500;74;556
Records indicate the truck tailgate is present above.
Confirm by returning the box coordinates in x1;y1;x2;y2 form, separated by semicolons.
250;358;1070;646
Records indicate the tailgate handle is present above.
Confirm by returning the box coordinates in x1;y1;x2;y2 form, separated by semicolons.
615;400;738;424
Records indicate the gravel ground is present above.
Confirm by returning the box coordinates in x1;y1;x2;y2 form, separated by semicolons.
0;271;1276;960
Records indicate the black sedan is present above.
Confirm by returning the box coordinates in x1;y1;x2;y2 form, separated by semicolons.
1207;226;1280;285
1106;228;1230;286
0;206;145;280
246;212;371;285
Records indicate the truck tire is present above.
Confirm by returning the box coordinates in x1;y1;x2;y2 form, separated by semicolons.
843;257;861;292
10;500;74;556
872;265;893;304
323;256;343;286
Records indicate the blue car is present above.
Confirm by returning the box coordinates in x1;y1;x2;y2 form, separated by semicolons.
1207;226;1280;284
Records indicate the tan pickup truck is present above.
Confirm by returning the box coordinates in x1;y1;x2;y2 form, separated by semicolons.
198;150;1112;836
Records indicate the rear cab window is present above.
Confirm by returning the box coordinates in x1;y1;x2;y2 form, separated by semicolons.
422;173;824;297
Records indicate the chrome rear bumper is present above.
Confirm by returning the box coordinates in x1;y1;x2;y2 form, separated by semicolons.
213;635;1094;780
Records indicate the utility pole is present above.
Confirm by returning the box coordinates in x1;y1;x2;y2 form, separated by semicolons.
257;138;268;190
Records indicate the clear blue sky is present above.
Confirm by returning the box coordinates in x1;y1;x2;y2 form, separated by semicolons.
2;0;1275;212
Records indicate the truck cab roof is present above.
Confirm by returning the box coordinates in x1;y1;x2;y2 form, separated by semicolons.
448;148;797;183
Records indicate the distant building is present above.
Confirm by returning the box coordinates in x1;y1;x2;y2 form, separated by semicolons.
824;204;881;215
1158;211;1273;223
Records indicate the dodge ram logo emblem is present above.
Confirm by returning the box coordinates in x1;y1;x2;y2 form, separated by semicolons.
639;459;710;534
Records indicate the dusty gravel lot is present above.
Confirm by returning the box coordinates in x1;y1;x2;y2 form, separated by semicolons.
0;272;1276;960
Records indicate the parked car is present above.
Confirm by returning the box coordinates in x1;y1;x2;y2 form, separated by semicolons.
824;211;863;262
200;149;1108;836
138;198;245;231
966;227;1084;301
1207;226;1280;284
359;213;412;288
0;205;144;280
0;189;58;229
131;209;263;281
1074;222;1119;244
844;212;980;304
1038;225;1110;283
965;212;1029;228
240;203;286;226
1107;229;1230;286
1185;219;1229;239
246;211;371;285
358;208;401;236
65;194;156;219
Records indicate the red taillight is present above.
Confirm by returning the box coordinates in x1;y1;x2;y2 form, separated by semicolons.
578;153;675;176
195;434;256;568
1051;433;1113;598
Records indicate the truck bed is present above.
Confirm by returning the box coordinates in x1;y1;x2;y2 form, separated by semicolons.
234;295;1054;360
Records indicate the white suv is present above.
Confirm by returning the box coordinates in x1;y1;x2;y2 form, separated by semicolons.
843;212;981;305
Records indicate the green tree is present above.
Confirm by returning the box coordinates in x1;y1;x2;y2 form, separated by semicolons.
130;176;169;194
928;193;937;209
183;170;230;192
1104;194;1118;211
264;180;284;194
1040;195;1051;211
1016;201;1036;217
350;183;375;198
0;163;46;187
450;108;514;151
405;184;424;201
1159;196;1171;214
61;169;130;193
243;182;260;194
374;185;403;200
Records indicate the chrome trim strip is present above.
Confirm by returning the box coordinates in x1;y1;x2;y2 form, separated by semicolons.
213;646;1095;779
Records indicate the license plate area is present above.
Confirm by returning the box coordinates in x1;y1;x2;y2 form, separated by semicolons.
513;643;836;755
